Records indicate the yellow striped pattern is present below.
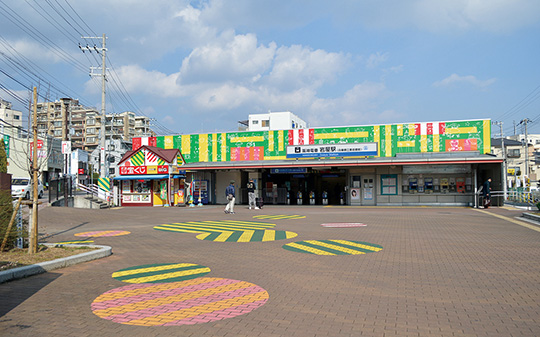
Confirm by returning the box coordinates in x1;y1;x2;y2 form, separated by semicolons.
314;131;369;140
253;215;306;220
229;136;265;143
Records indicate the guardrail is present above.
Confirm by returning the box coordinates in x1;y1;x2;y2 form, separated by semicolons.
78;183;112;203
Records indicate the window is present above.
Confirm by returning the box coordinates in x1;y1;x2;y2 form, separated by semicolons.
86;137;96;143
252;120;259;124
54;121;62;127
381;174;398;195
87;119;95;126
14;115;20;120
86;128;95;135
262;120;270;127
507;149;520;158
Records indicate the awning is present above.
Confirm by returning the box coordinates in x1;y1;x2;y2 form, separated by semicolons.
114;174;168;180
171;174;186;179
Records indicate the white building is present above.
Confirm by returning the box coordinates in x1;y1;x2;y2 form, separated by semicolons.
247;111;307;131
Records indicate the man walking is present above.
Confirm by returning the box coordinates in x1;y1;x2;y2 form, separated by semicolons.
247;178;258;209
224;180;236;214
483;177;491;208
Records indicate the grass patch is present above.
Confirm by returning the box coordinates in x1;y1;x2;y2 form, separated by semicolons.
0;245;96;271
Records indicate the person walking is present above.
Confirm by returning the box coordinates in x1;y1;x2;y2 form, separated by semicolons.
224;180;236;214
483;177;491;208
247;178;258;209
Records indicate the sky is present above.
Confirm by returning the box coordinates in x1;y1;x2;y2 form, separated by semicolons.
1;0;540;137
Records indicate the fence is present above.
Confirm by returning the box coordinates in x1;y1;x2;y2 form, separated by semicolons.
48;176;74;206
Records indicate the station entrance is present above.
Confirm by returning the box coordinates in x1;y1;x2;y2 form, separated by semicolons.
261;168;347;205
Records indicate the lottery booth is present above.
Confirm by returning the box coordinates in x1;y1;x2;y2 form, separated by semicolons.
115;145;186;207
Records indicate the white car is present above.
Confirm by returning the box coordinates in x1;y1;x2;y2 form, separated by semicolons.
11;177;44;199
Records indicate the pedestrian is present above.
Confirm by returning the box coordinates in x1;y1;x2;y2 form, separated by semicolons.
224;180;236;214
483;177;491;208
247;178;258;209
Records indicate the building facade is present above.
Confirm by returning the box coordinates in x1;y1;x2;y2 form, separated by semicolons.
130;118;502;207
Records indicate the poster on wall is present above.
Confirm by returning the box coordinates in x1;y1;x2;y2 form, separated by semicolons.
364;188;373;200
351;188;360;201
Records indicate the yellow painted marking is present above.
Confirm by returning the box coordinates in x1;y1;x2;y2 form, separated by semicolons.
212;133;218;162
153;226;206;234
125;267;212;284
397;124;403;136
314;131;369;140
181;134;190;155
285;232;297;239
213;231;234;242
278;130;284;151
164;135;173;149
398;141;415;147
235;231;251;242
373;125;380;157
444;126;477;134
385;125;392;156
199;134;208;162
329;240;383;252
56;241;94;244
230;136;265;143
286;242;336;255
483;120;490;153
433;134;440;152
112;263;197;278
110;207;123;210
126;291;268;326
93;277;216;303
264;155;287;160
94;280;255;317
408;124;416;136
262;230;274;241
305;240;365;255
473;209;540;233
420;134;427;152
221;133;227;161
269;131;274;151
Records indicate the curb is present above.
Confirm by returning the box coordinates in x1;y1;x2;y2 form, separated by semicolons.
0;244;112;284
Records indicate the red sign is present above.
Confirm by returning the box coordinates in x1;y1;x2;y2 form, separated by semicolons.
30;140;43;149
157;166;168;173
78;168;85;175
120;166;148;175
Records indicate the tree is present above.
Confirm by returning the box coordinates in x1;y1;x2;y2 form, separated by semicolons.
0;137;15;251
0;139;7;173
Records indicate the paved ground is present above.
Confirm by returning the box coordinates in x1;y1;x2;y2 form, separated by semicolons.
1;204;540;336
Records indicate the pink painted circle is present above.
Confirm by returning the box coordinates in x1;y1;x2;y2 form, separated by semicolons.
75;230;130;237
91;277;269;326
321;223;367;228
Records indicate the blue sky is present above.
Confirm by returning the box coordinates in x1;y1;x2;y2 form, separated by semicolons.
1;0;539;136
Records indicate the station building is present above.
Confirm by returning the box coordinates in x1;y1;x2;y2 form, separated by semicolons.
126;118;502;207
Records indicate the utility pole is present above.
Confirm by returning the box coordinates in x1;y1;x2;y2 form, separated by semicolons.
520;118;531;190
493;121;507;199
29;87;38;254
81;34;107;178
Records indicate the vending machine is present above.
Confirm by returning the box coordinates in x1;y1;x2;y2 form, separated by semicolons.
409;177;418;194
456;178;465;193
424;178;434;194
441;178;449;193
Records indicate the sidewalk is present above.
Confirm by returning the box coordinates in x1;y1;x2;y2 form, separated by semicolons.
1;205;539;336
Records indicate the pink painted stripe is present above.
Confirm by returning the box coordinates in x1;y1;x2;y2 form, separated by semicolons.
106;286;266;323
93;279;241;309
321;223;366;227
162;299;268;326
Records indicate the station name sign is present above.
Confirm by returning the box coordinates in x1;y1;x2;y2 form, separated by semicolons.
119;165;169;175
286;142;378;159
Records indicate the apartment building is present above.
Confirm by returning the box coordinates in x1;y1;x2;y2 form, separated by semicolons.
36;99;155;151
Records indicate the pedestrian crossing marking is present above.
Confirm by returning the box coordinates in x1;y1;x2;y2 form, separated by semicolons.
112;263;211;283
283;240;383;255
154;220;276;234
321;223;367;228
196;230;298;242
253;215;306;220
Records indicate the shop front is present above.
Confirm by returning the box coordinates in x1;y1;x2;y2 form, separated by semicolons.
115;146;186;207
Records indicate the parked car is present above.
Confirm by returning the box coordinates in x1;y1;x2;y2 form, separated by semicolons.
11;177;44;199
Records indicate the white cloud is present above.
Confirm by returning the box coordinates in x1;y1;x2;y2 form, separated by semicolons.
178;33;276;84
433;73;496;88
366;52;389;69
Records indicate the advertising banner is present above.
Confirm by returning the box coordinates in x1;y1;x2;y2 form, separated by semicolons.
286;143;378;159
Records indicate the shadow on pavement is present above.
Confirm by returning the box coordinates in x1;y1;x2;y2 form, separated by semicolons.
0;271;61;317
